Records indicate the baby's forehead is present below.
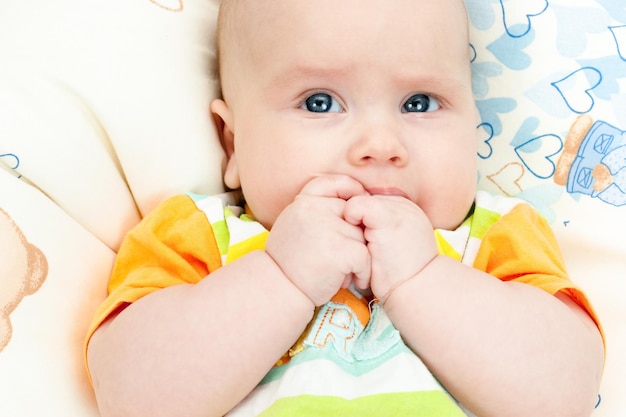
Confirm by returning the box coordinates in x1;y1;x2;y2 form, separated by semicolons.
218;0;268;31
217;0;269;53
218;0;468;41
217;0;471;90
218;0;469;39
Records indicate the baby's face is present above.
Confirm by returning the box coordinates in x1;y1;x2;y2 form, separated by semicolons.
218;0;479;230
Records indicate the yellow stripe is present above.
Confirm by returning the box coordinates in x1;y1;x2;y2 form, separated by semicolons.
434;230;461;261
226;231;269;264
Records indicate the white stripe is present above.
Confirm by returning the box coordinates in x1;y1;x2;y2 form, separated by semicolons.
227;352;447;416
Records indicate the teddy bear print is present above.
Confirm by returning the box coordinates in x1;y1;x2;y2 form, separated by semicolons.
0;208;48;352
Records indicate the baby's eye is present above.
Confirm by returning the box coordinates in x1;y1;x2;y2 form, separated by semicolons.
402;93;440;113
302;93;344;113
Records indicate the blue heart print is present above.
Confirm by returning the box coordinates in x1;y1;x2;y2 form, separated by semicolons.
596;0;626;24
0;153;20;170
552;5;609;58
552;67;602;114
525;75;574;119
610;25;626;61
471;61;503;99
499;0;549;38
487;27;535;70
0;153;22;179
465;0;500;31
514;134;563;179
477;123;495;160
469;44;478;64
578;56;625;100
517;183;564;224
510;117;541;149
476;97;517;136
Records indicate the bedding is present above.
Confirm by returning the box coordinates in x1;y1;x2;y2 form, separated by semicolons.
0;0;623;416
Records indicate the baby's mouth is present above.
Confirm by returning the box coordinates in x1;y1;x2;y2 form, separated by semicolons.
365;187;409;199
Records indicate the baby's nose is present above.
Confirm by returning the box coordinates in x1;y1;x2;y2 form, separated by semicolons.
348;121;409;167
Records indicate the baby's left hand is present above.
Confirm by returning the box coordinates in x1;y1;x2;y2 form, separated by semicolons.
344;195;438;302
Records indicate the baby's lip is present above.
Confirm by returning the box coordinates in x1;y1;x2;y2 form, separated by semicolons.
366;187;409;199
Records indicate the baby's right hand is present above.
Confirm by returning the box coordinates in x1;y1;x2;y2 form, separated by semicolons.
265;175;371;306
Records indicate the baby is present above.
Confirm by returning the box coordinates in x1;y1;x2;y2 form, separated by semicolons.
86;1;604;416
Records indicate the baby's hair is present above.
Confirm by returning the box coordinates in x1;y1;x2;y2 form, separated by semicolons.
215;0;251;102
215;0;471;99
215;0;234;86
216;0;236;53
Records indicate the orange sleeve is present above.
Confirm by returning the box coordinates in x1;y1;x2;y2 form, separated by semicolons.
473;203;603;336
85;194;222;352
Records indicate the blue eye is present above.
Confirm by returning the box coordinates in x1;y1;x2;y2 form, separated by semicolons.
402;93;440;113
302;93;343;113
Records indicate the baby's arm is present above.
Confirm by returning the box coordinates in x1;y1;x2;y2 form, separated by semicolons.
345;195;604;417
88;250;314;417
386;257;603;417
88;176;370;417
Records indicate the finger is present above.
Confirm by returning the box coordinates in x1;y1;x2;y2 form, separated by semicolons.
343;194;371;227
341;275;353;289
299;174;369;200
345;240;371;289
351;271;370;290
344;194;414;229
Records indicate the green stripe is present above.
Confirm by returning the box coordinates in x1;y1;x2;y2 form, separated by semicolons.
259;392;466;417
211;219;229;256
468;206;500;240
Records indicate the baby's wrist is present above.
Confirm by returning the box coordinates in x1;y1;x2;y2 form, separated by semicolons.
262;249;318;309
378;254;439;305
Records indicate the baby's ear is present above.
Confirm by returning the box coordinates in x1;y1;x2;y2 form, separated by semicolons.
211;99;235;157
210;99;240;189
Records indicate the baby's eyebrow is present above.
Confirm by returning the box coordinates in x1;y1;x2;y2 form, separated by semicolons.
269;64;354;88
268;62;469;100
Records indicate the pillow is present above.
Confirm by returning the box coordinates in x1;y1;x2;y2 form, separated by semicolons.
0;1;222;415
467;0;626;415
0;170;107;416
0;0;224;250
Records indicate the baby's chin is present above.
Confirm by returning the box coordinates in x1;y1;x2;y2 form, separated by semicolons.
427;203;475;231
